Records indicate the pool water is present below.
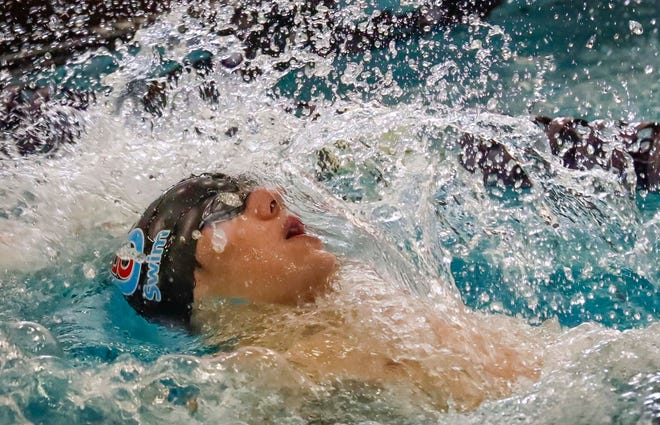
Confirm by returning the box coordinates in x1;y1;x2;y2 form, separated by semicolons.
1;0;658;423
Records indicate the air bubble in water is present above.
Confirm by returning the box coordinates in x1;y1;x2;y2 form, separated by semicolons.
629;20;643;35
644;65;653;74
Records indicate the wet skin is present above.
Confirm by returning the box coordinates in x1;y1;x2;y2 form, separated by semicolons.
191;187;541;411
194;188;338;305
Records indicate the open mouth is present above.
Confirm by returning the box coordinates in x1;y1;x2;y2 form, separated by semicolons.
284;216;306;239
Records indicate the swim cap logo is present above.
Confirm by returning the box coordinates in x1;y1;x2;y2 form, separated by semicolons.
111;228;145;296
142;229;170;302
111;228;170;303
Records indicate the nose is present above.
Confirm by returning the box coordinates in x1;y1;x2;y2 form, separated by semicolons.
248;188;284;220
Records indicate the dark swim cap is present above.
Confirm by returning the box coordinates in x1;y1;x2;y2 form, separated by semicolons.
111;173;255;326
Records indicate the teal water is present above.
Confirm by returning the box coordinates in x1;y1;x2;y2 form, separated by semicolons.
1;1;658;423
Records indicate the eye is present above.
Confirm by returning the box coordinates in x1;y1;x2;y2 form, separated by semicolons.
270;199;278;213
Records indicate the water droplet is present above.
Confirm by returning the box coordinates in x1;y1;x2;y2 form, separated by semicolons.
470;39;482;50
585;35;596;49
5;321;63;357
486;98;498;110
211;222;227;253
215;192;243;208
388;40;397;57
570;294;585;306
644;65;653;74
82;263;97;279
629;20;643;35
490;302;504;312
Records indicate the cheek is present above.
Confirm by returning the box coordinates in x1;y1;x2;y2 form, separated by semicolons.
228;229;289;272
236;219;283;244
229;223;271;252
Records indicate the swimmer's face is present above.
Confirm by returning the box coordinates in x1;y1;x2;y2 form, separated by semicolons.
193;188;338;305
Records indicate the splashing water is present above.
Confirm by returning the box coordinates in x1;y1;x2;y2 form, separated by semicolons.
0;0;658;423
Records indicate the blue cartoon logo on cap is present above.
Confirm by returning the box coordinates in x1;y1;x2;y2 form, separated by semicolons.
112;228;170;302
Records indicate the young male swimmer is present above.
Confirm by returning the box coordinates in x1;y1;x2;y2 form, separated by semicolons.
111;173;543;411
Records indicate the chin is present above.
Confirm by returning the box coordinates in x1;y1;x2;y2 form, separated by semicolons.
296;250;338;299
312;246;338;272
314;251;339;287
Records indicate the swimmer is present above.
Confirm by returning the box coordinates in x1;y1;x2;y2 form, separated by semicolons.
111;173;543;411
